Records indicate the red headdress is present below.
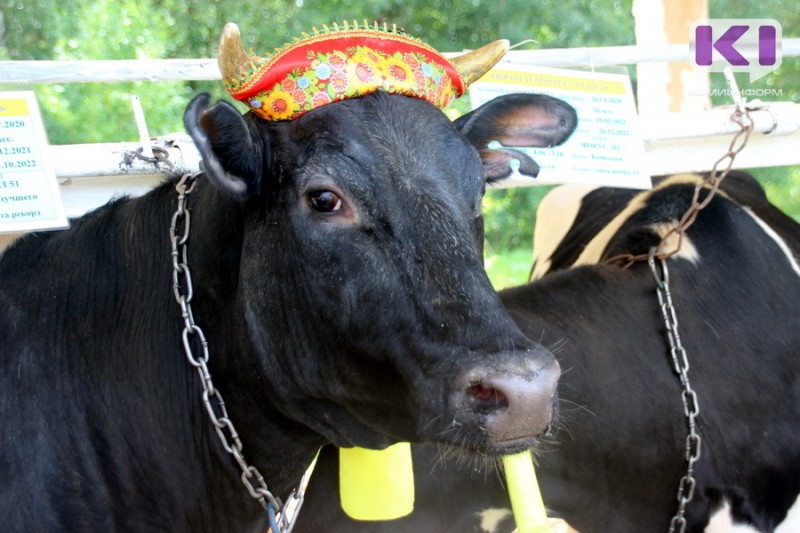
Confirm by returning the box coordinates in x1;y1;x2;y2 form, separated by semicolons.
218;21;508;121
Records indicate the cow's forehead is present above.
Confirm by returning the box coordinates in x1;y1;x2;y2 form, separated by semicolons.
272;93;482;194
286;92;456;143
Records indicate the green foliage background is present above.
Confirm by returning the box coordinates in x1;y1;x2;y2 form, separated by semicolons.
1;0;798;287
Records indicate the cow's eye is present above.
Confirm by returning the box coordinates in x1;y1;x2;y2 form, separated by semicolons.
308;190;342;213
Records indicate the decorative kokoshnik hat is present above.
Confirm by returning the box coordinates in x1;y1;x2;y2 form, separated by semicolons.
218;21;509;121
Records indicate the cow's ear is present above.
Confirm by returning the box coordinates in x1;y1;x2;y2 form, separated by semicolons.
454;93;577;182
184;93;265;202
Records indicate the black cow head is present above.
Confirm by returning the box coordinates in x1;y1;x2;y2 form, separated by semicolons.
184;90;574;455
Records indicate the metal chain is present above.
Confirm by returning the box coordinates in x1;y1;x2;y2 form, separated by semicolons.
169;172;306;533
648;251;702;533
598;97;758;531
609;101;755;531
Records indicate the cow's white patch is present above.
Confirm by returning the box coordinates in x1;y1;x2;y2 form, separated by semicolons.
650;221;700;264
705;495;800;532
532;184;600;280
705;501;760;532
477;507;512;533
0;232;25;259
776;493;800;533
742;206;800;278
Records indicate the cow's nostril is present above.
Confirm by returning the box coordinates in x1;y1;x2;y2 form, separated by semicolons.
451;355;560;451
467;382;509;410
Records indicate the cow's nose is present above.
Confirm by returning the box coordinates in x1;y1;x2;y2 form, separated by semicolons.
453;355;560;449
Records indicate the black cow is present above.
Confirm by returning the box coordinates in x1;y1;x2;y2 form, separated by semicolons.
0;71;583;533
296;171;800;532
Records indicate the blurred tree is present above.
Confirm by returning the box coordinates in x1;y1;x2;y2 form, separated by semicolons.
0;0;637;143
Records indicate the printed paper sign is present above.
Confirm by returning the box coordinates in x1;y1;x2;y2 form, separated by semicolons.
470;64;651;189
0;91;69;233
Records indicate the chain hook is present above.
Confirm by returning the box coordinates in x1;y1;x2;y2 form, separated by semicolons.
133;145;176;171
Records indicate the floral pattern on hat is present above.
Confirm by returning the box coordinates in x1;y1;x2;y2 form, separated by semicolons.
222;24;465;121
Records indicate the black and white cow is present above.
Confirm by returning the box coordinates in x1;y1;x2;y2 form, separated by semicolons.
297;171;800;532
0;85;581;531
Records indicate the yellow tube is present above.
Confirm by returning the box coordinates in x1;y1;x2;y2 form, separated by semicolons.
339;442;415;521
502;450;550;533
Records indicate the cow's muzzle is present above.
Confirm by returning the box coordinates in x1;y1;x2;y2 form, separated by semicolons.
449;352;560;454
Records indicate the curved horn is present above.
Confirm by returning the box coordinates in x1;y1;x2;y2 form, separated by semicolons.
450;39;510;85
218;22;253;84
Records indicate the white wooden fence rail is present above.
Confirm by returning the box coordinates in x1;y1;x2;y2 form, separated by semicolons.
2;40;799;216
3;40;799;83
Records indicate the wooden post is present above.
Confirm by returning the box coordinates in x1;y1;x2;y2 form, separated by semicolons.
633;0;710;114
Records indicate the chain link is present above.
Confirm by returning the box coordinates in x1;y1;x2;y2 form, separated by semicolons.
169;172;306;533
649;252;702;533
